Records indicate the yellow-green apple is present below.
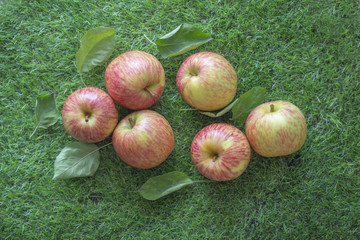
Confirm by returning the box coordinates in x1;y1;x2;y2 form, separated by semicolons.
105;51;165;110
191;123;251;181
62;87;118;143
112;110;175;169
176;52;237;111
245;100;307;157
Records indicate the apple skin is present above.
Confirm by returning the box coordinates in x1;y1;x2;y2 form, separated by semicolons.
105;51;165;110
245;100;307;157
62;87;119;143
112;110;175;169
176;52;237;111
191;123;251;181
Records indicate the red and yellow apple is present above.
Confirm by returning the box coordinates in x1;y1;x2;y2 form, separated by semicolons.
176;52;237;111
62;87;118;143
191;123;251;181
245;100;307;157
105;51;165;110
112;110;175;169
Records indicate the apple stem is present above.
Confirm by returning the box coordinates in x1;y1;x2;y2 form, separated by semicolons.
212;154;218;162
189;71;198;77
129;118;135;128
85;114;90;122
270;104;275;113
144;87;154;96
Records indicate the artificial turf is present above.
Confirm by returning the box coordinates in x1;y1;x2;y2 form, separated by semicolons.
1;0;359;239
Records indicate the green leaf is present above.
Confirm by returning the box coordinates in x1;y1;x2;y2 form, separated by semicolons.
156;23;213;58
31;93;60;137
198;87;266;120
232;87;266;123
139;171;194;200
53;142;100;180
76;26;116;73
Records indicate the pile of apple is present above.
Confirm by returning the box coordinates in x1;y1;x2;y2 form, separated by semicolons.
62;50;307;181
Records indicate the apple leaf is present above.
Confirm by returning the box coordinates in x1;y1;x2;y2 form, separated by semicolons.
53;142;100;180
138;171;194;200
232;86;266;123
156;23;213;58
76;26;116;73
30;93;60;138
199;87;266;121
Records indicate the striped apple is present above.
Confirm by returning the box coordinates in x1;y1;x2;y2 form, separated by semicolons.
176;52;237;111
191;123;251;181
245;100;307;157
62;87;118;143
112;110;175;169
105;51;165;110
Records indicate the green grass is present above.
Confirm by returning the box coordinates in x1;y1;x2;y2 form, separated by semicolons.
1;0;359;239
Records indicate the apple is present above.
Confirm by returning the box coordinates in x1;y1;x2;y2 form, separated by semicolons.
112;110;175;169
191;123;251;181
62;87;119;143
245;100;307;157
105;50;165;110
176;52;237;111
